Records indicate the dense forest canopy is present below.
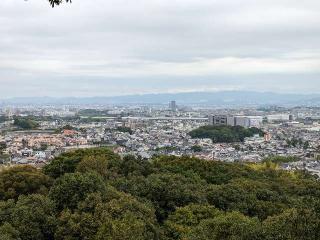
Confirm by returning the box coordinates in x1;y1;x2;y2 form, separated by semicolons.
0;147;319;239
189;125;264;143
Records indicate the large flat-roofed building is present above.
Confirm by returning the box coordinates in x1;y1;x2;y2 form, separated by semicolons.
209;115;233;125
266;114;290;122
234;116;250;128
208;115;263;128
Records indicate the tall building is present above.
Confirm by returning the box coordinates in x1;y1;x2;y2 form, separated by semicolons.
289;114;294;121
5;108;13;120
169;101;177;111
264;132;272;142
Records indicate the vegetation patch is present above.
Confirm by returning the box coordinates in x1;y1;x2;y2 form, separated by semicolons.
189;125;264;143
0;148;319;239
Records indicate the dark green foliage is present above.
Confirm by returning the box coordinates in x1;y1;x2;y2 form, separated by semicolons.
0;195;57;240
118;155;153;177
189;125;264;143
54;209;98;240
13;117;39;130
78;109;111;117
76;155;120;180
95;213;155;240
164;204;222;239
117;126;133;134
285;137;310;149
61;124;74;130
1;148;320;239
0;223;21;240
151;156;256;184
54;125;75;133
49;172;106;210
206;179;288;220
55;189;159;240
113;172;207;222
263;156;300;164
0;142;6;152
43;147;120;178
262;208;320;240
0;166;52;200
0;116;8;123
191;145;202;152
133;173;207;222
187;211;262;240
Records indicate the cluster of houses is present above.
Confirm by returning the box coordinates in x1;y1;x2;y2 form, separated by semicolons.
1;106;320;176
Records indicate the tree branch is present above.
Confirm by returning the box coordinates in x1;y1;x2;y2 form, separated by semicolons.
48;0;72;8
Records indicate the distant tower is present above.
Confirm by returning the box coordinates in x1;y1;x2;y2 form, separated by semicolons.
264;132;272;142
289;114;294;122
169;101;177;111
5;108;13;120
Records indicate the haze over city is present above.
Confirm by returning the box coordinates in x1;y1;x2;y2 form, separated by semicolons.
2;1;320;239
1;0;320;97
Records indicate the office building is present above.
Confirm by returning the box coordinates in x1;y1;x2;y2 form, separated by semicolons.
208;115;263;128
169;101;177;111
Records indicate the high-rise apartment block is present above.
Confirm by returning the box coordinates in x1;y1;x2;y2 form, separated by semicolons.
169;101;177;111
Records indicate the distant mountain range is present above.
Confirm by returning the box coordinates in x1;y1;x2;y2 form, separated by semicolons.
1;91;320;106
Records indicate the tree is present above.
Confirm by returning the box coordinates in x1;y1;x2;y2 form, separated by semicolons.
13;117;39;130
165;204;222;239
117;126;133;135
125;173;207;222
151;155;255;185
95;213;153;240
48;0;71;7
0;223;21;240
76;153;123;180
189;125;264;143
118;155;152;177
0;165;52;200
262;156;299;164
187;212;262;240
0;194;57;240
262;208;320;240
43;147;120;178
0;142;6;153
0;148;319;239
191;145;202;152
49;172;106;210
54;193;105;239
94;191;157;226
206;179;288;220
55;189;159;240
54;209;98;240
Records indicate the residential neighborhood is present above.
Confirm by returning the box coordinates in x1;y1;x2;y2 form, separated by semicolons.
1;104;320;175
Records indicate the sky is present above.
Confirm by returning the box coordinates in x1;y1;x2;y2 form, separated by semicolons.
0;0;319;97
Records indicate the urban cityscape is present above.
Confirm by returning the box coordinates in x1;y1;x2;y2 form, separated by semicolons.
1;100;320;176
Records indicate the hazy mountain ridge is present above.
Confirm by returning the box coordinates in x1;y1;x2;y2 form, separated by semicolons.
1;91;320;106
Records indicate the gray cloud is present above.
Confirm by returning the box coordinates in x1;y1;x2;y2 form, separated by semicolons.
0;0;319;97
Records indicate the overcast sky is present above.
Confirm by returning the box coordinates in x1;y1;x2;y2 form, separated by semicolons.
0;0;319;97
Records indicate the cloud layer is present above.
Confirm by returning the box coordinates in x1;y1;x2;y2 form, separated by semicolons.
0;0;319;97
